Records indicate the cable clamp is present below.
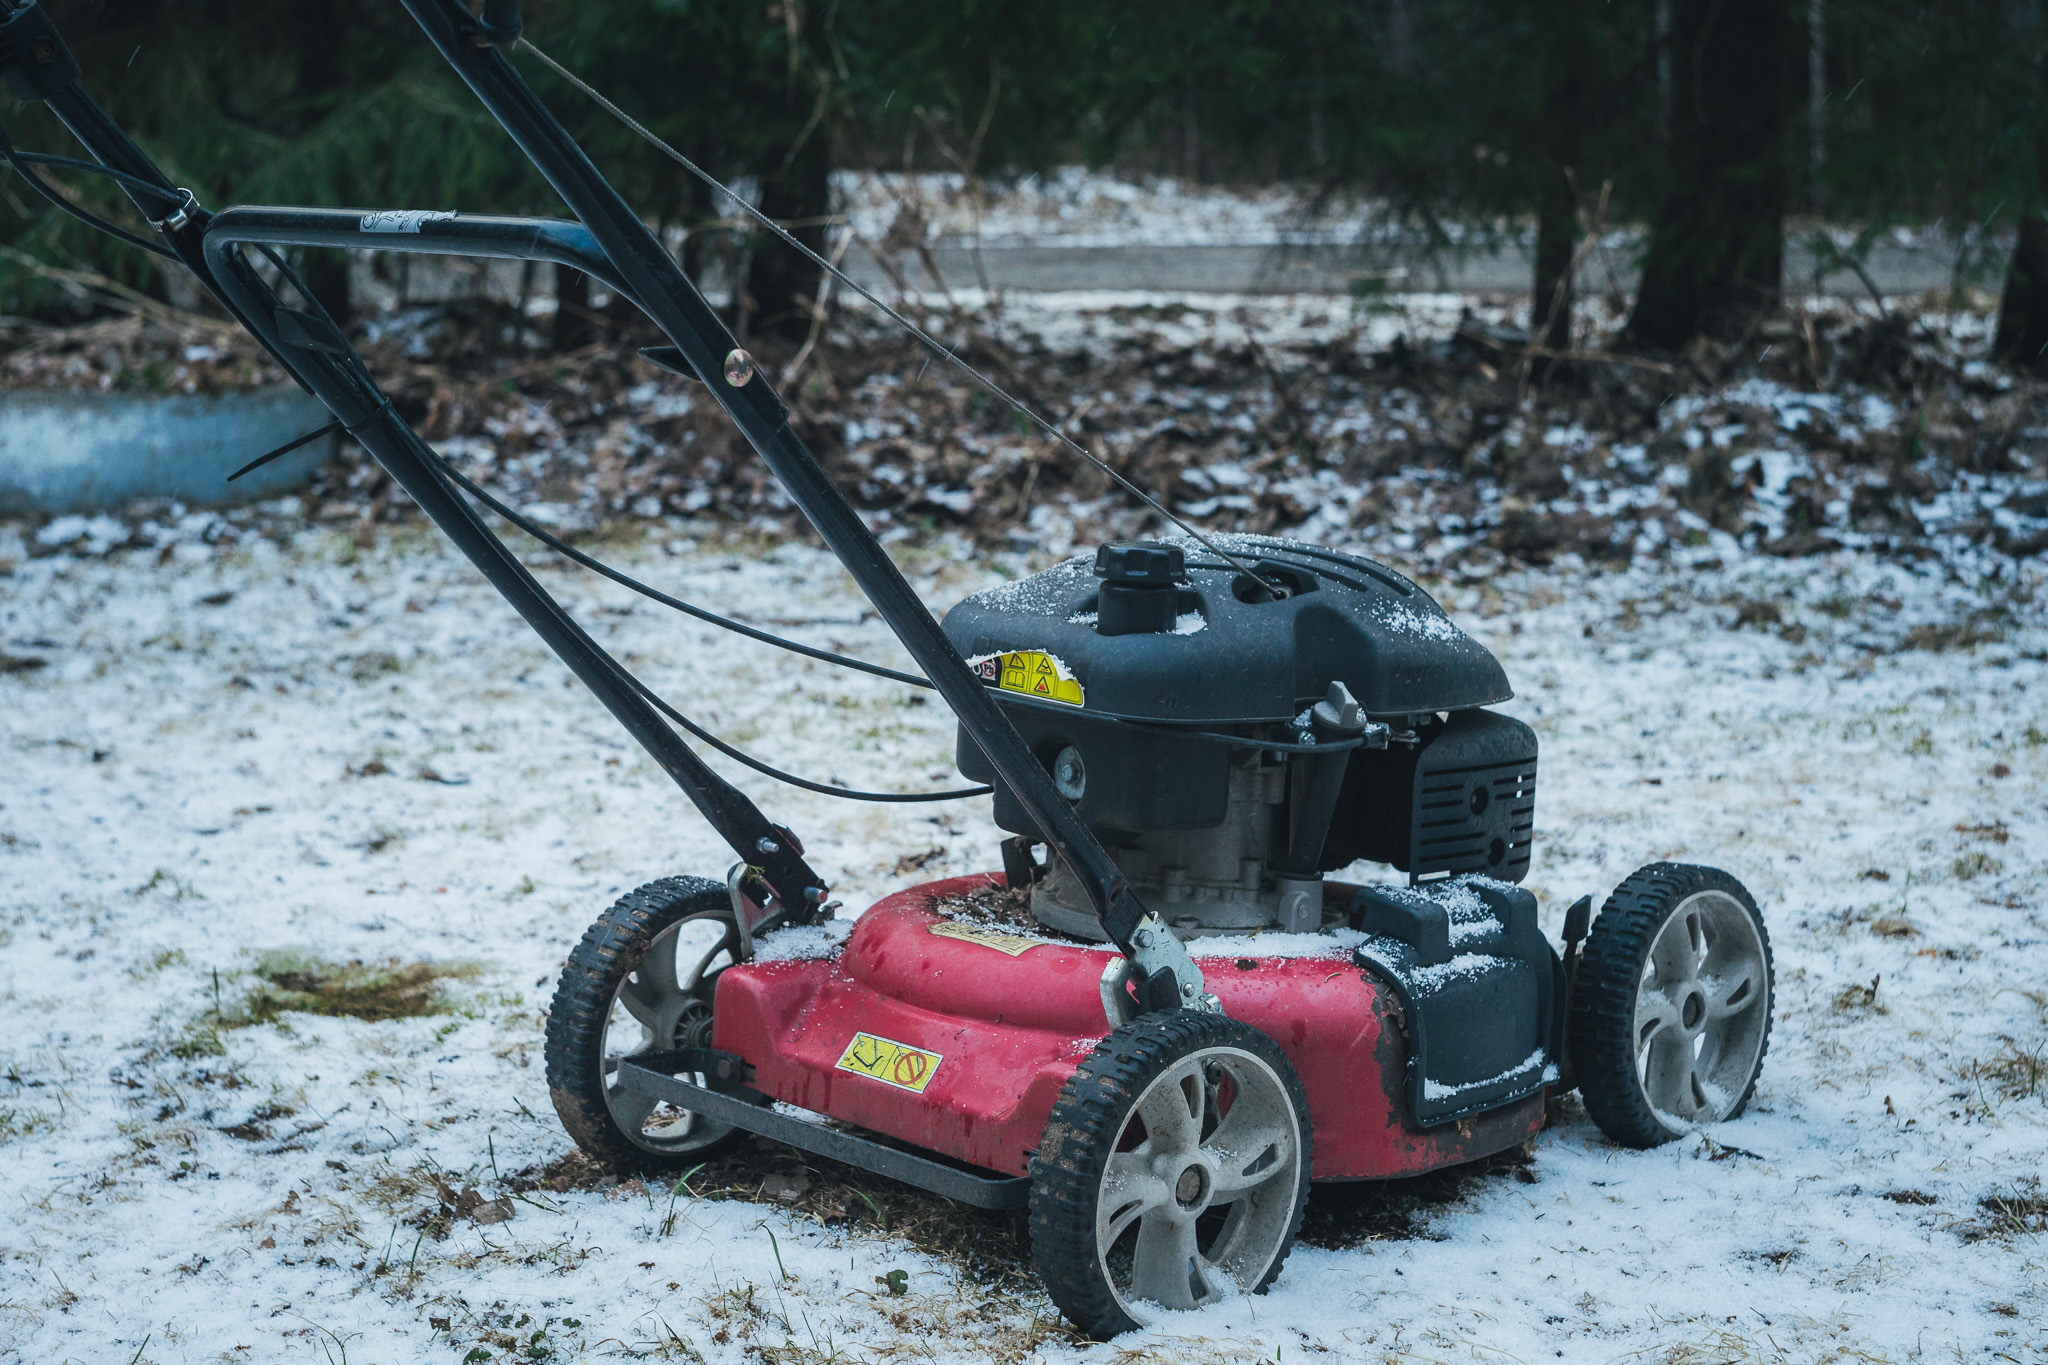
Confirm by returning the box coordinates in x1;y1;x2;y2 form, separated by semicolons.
150;188;197;232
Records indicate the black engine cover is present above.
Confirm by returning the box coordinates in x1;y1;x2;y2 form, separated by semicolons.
943;535;1510;723
943;535;1529;860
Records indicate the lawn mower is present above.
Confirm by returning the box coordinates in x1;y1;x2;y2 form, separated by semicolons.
3;0;1775;1338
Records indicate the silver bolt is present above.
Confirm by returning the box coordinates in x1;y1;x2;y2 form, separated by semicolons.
755;836;779;854
1180;980;1197;997
1133;930;1151;949
723;348;756;387
1052;745;1087;801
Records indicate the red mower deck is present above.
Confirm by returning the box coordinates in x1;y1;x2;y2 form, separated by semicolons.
716;875;1545;1181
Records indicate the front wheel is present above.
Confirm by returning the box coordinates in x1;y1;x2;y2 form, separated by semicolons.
544;876;755;1170
1569;863;1774;1148
1028;1011;1312;1339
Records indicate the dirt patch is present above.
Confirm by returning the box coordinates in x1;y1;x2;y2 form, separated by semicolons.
1965;1185;2048;1241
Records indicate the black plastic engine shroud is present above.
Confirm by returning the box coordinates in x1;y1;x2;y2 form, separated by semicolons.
942;535;1510;724
943;536;1538;881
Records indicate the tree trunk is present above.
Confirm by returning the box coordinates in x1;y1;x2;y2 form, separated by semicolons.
1994;216;2048;374
293;0;352;325
296;251;354;329
1531;0;1590;352
1628;0;1789;349
745;119;833;344
553;264;593;352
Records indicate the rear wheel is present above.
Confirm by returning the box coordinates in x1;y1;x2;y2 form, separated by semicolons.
1570;863;1773;1148
544;876;755;1170
1028;1011;1311;1339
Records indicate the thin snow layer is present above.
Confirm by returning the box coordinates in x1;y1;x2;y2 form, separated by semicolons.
748;919;853;963
1422;1048;1547;1102
1189;927;1366;961
1;527;2045;1363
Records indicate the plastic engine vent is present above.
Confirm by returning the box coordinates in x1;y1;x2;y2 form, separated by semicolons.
1409;709;1537;882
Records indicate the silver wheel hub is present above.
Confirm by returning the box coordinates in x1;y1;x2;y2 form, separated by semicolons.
1633;889;1770;1127
1095;1048;1301;1323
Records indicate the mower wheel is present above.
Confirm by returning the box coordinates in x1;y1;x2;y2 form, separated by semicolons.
1570;863;1773;1148
1028;1010;1312;1339
544;876;758;1171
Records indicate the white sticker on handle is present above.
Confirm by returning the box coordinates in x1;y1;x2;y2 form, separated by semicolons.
359;210;458;234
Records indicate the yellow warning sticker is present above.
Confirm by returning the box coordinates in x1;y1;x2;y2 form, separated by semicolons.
927;920;1043;957
970;650;1084;707
834;1032;943;1093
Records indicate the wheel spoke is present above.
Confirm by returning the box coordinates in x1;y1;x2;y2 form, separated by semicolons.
615;978;662;1029
1640;1031;1698;1118
1648;910;1702;990
1203;1088;1293;1199
1098;1152;1173;1246
1634;982;1683;1050
1128;1209;1207;1311
607;1081;658;1132
635;933;682;1001
680;921;740;993
1207;1131;1291;1198
1135;1061;1205;1154
1704;963;1761;1021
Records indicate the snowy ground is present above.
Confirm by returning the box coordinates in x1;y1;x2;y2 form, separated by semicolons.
2;519;2045;1364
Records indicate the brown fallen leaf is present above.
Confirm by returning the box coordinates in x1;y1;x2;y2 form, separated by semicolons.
473;1195;515;1225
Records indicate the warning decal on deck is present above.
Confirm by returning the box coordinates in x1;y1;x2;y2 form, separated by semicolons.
834;1032;943;1093
927;920;1042;957
967;650;1084;707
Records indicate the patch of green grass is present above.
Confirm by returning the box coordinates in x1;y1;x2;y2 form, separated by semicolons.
1952;850;2003;881
169;1025;226;1060
134;868;201;900
347;649;406;683
0;1106;57;1141
241;951;481;1024
131;947;188;979
1973;1039;2047;1102
1900;619;2004;651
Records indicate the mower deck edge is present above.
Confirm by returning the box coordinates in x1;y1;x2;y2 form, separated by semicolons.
612;1059;1033;1210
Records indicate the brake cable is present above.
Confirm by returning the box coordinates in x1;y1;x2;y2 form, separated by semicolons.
516;36;1288;601
421;453;988;803
0;124;180;260
425;448;933;689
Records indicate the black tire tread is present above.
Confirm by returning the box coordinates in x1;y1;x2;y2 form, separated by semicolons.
543;875;740;1172
1568;862;1773;1149
1028;1010;1313;1340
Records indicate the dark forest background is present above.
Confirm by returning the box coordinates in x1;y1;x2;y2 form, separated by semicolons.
6;0;2048;363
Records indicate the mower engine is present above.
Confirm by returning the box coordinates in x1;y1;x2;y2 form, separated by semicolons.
943;536;1541;937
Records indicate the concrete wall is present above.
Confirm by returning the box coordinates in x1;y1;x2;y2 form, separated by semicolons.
0;387;336;516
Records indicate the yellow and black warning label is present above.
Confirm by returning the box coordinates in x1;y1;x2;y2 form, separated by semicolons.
970;650;1084;707
834;1032;943;1093
927;920;1043;957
